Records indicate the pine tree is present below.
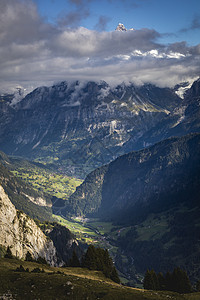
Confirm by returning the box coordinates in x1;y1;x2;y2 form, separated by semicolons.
68;250;80;267
102;249;113;277
143;269;159;290
165;271;173;291
82;245;120;284
25;251;34;262
172;267;192;293
4;246;13;259
157;272;165;290
82;245;97;270
110;265;120;284
196;280;200;292
143;270;152;290
151;269;159;290
181;269;192;293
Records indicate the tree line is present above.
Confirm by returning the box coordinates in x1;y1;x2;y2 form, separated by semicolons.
67;245;120;284
4;245;120;284
143;267;200;293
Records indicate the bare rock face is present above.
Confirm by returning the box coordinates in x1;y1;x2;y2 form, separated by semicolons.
0;185;57;265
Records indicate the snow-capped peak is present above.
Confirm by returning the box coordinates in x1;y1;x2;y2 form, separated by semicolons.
115;23;127;32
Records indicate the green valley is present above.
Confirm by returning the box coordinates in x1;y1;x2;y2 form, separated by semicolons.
11;163;82;200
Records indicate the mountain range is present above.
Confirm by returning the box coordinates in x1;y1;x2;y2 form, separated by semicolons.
0;79;199;178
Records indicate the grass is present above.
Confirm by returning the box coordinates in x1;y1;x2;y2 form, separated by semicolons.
11;166;82;200
136;214;170;242
0;258;194;300
53;215;99;244
84;220;119;235
53;215;122;250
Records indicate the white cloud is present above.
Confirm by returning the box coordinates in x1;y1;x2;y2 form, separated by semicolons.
0;0;200;93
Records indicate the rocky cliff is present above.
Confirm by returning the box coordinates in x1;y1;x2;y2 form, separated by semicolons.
0;185;57;265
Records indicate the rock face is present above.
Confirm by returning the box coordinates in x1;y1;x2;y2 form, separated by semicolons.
0;185;57;265
45;223;83;264
0;79;199;177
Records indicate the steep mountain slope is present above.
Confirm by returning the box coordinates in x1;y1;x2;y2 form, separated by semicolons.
64;133;200;220
64;133;200;280
0;182;84;268
1;79;199;178
0;153;53;221
0;185;57;264
133;78;200;149
0;150;82;215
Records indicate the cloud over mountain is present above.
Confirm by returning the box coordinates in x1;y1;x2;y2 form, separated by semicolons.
0;0;200;93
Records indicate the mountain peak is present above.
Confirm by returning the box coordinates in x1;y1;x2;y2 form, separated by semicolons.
115;23;127;31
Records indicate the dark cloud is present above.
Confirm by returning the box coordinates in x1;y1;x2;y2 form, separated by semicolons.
69;0;91;7
57;0;91;27
57;9;90;27
180;15;200;32
94;16;111;31
190;15;200;30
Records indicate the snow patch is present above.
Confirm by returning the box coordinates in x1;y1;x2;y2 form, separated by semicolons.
175;81;193;99
120;102;128;107
10;88;25;106
97;86;110;100
110;120;117;134
131;49;189;60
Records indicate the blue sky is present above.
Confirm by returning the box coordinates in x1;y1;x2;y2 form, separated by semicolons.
33;0;200;45
0;0;199;93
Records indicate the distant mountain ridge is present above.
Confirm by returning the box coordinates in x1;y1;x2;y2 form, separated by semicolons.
0;79;199;178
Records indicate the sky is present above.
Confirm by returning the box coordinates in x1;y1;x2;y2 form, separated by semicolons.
0;0;200;94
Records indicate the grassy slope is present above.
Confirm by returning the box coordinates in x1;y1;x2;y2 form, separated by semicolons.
0;258;193;300
10;158;82;200
53;215;119;250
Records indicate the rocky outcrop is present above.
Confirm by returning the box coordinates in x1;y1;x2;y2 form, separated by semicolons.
0;185;57;265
